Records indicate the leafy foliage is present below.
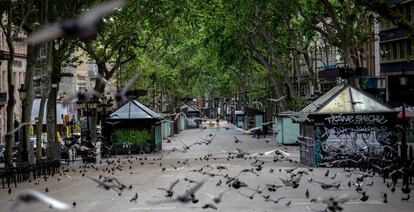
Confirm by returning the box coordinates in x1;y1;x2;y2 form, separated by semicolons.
111;129;152;148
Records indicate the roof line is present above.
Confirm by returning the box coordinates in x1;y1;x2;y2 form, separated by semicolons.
110;100;130;116
316;84;348;112
131;100;153;117
348;84;394;110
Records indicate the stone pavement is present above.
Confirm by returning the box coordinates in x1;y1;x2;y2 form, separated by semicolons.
0;120;413;211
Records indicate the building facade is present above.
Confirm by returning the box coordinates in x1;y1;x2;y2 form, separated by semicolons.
380;0;414;107
0;28;27;144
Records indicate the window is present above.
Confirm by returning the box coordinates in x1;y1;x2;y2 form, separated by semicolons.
400;40;406;60
392;42;398;60
408;40;413;58
0;71;4;91
406;4;412;22
13;60;22;68
13;72;16;87
381;43;391;61
39;47;46;57
399;6;404;19
0;32;4;50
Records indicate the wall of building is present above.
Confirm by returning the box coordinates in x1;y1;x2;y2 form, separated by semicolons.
0;29;27;144
380;0;414;107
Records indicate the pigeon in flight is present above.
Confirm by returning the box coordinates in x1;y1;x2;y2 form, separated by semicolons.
311;194;358;212
27;0;126;45
157;180;179;197
97;73;140;104
7;189;70;211
201;203;218;210
205;190;227;204
1;121;34;140
62;88;101;106
267;95;287;103
238;186;260;200
150;180;205;204
104;121;121;126
265;196;287;204
231;123;271;134
313;180;341;190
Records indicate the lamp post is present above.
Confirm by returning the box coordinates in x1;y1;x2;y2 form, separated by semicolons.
97;95;113;140
76;100;87;140
97;95;111;124
70;115;75;138
18;84;28;162
0;92;6;145
107;96;113;115
401;103;408;161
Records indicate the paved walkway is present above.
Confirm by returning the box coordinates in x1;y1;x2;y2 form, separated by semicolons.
0;120;413;211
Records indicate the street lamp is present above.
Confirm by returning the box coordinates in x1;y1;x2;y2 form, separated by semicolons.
18;84;28;162
101;96;113;118
76;100;88;140
107;96;113;114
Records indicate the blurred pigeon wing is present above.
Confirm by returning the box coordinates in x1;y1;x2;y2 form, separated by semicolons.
29;190;70;209
97;73;116;94
27;25;62;45
246;126;262;134
63;94;78;106
97;72;110;86
186;180;205;195
147;199;177;205
169;179;180;190
336;194;358;203
276;196;287;201
79;0;126;27
8;189;70;211
5;122;32;136
86;88;102;97
120;73;140;96
232;126;249;134
205;193;215;199
267;95;287;103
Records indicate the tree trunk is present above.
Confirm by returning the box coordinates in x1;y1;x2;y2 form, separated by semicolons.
302;51;318;93
90;62;108;144
46;42;58;160
46;86;57;160
35;0;48;162
252;53;287;111
343;40;356;69
3;3;15;167
22;45;39;164
36;83;48;162
4;56;15;167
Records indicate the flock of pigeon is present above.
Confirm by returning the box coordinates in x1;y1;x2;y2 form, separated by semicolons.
3;124;413;211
